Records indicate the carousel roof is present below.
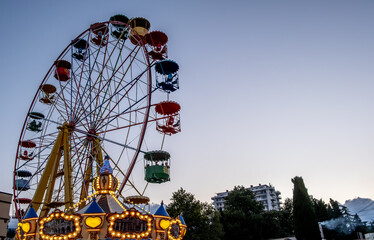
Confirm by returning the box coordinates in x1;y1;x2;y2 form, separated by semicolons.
83;198;105;214
23;205;38;219
154;201;169;217
179;213;186;225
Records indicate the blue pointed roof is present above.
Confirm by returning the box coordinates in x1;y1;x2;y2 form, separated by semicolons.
100;156;113;175
154;201;169;217
23;205;38;219
84;199;105;214
179;213;186;225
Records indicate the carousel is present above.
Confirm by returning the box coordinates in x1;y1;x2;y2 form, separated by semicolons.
18;159;186;240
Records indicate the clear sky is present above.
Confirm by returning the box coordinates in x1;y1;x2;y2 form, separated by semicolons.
1;0;374;212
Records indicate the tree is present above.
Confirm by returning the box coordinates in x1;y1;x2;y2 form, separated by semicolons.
311;197;329;222
278;197;294;237
292;176;321;240
221;186;264;240
167;188;224;240
328;198;343;219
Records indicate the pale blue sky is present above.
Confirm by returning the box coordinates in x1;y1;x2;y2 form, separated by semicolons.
1;0;374;211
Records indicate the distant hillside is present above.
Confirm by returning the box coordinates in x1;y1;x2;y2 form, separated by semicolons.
344;197;374;223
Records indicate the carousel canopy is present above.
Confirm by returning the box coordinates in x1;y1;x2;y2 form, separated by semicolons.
84;199;105;214
23;205;38;219
154;201;169;217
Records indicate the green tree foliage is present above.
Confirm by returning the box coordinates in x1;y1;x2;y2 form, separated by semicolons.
329;198;343;219
221;186;264;240
167;188;224;240
7;228;16;238
311;197;330;222
292;176;322;240
279;198;294;236
261;198;294;238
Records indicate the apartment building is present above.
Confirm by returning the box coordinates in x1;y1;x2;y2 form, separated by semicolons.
211;184;281;211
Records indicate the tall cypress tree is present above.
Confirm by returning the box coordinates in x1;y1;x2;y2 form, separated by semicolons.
292;176;321;240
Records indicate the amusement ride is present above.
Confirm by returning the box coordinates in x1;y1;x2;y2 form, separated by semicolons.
13;13;186;240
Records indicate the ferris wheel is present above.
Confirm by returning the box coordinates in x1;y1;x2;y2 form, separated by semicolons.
13;14;181;220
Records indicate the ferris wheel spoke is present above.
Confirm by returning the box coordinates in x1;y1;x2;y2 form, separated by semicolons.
96;86;157;133
71;59;92;119
74;65;151;127
95;48;143;125
74;45;140;124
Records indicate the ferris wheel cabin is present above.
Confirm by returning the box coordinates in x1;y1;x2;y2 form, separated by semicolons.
155;101;181;135
144;151;171;184
54;60;71;81
90;22;109;46
39;84;56;105
129;17;150;45
155;60;179;93
110;14;130;40
19;140;36;160
27;112;45;132
72;39;89;61
146;31;168;61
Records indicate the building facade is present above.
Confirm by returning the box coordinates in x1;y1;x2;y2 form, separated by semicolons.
211;184;281;211
0;191;12;240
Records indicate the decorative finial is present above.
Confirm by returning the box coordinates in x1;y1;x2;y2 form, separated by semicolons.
100;155;113;175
